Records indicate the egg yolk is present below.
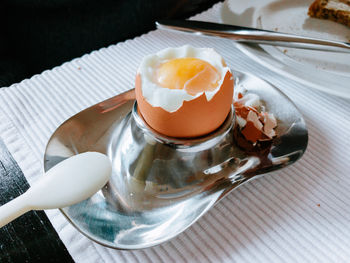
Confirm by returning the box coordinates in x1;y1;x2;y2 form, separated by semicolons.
156;58;220;95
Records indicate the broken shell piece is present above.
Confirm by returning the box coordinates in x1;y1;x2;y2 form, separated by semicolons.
234;97;277;144
247;111;263;131
241;121;263;143
238;93;261;108
262;112;277;139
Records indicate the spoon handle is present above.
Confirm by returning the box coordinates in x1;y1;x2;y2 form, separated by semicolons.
0;193;31;228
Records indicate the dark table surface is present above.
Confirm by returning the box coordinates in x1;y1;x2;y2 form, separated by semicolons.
0;0;220;88
0;137;74;263
0;0;221;261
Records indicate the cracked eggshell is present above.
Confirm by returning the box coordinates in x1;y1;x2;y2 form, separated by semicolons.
135;71;234;138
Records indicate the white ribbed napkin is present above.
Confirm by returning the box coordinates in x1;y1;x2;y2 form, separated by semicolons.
1;3;350;262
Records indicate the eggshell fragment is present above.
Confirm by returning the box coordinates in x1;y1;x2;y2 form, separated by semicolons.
234;101;277;143
241;121;263;143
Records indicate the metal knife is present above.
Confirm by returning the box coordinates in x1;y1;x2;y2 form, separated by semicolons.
156;20;350;53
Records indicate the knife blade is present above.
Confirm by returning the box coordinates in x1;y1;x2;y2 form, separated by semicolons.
156;20;350;53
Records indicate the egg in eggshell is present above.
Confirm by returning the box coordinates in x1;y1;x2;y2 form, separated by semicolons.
135;45;234;138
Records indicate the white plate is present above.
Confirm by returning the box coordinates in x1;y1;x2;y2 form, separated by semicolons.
220;0;350;99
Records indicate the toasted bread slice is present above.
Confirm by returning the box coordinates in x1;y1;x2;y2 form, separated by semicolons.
308;0;350;27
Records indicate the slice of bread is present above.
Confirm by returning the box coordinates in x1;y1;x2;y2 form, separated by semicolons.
308;0;350;27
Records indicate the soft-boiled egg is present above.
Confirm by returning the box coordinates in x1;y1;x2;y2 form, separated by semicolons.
135;45;234;138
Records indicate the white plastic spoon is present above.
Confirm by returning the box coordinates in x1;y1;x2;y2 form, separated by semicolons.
0;152;112;228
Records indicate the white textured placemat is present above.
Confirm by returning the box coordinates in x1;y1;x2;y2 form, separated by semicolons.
1;3;350;262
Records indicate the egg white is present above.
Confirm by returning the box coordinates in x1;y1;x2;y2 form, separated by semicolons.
137;45;231;112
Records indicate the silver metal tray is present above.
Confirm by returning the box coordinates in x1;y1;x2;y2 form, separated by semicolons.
44;70;308;249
